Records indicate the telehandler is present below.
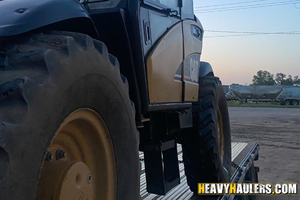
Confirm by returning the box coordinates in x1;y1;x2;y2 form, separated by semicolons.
0;0;259;199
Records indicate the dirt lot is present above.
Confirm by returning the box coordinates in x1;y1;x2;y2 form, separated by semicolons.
229;107;300;199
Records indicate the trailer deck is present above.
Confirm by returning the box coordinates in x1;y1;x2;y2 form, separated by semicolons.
140;142;260;200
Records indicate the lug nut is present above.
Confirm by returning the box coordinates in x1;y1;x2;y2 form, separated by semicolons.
56;149;67;160
87;172;92;184
45;152;54;161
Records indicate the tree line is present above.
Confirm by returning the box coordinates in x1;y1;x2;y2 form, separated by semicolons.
252;70;300;86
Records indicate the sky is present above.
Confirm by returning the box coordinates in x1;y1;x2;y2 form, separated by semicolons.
194;0;300;85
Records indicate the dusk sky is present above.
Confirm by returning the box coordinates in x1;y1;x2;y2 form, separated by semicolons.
194;0;300;85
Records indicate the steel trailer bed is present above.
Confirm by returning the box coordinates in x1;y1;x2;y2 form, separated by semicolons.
140;142;260;200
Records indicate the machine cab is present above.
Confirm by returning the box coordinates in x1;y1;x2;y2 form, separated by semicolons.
140;0;203;104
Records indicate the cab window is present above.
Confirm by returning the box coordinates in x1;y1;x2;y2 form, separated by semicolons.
144;0;179;11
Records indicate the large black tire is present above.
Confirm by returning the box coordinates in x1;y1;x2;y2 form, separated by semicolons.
0;31;140;200
284;100;290;105
182;74;231;194
245;164;258;200
292;100;299;106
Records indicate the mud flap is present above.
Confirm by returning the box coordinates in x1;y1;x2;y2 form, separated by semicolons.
143;139;180;195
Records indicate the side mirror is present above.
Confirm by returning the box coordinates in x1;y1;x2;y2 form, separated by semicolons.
178;0;182;7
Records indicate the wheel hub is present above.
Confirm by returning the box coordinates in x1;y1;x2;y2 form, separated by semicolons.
36;161;93;200
36;109;116;200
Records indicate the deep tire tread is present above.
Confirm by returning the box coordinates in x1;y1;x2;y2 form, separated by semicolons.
182;75;231;194
0;31;138;200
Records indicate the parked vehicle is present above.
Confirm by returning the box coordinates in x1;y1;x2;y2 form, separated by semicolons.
277;86;300;105
226;85;300;105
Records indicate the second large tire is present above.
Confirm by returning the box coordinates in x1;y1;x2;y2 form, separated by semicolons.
182;74;231;194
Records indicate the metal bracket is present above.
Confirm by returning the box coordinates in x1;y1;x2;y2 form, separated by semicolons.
178;107;193;128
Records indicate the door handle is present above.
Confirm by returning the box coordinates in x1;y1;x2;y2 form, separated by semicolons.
143;20;151;45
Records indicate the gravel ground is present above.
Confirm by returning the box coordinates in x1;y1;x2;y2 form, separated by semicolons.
229;107;300;200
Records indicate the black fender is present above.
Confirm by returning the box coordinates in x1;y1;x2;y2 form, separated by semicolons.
199;61;214;77
0;0;97;38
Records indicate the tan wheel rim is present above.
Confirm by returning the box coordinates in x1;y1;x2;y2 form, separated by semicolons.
36;108;116;200
217;107;224;164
